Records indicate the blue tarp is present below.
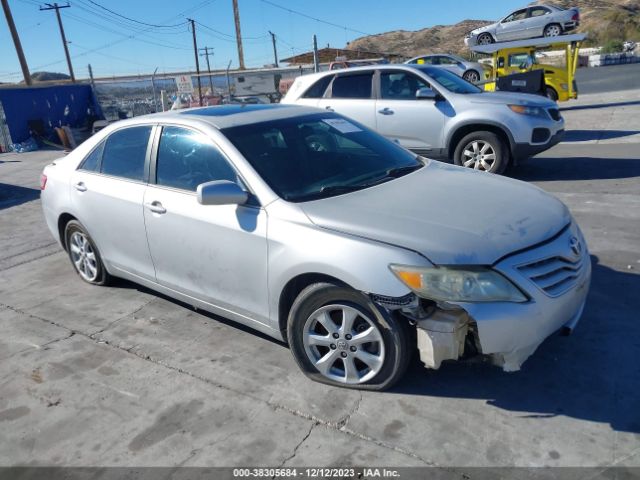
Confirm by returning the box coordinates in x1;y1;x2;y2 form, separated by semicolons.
0;84;103;144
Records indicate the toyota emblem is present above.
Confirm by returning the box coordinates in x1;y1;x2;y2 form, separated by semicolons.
569;236;582;256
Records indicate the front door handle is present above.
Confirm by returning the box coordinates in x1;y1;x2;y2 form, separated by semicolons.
325;106;334;112
378;107;394;115
145;201;166;214
74;182;87;192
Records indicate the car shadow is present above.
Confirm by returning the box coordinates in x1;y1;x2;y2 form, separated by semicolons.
0;183;40;210
560;100;640;111
392;256;640;434
510;156;640;181
562;130;640;142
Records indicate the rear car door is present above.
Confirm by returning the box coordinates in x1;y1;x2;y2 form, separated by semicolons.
317;71;376;130
69;125;156;280
375;70;444;154
142;125;269;324
527;6;551;37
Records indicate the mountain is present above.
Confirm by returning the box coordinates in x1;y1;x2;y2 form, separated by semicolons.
347;0;640;58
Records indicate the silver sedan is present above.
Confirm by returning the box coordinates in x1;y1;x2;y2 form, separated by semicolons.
40;104;590;390
404;54;490;83
465;4;580;46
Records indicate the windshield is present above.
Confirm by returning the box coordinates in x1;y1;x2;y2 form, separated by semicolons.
222;113;423;202
410;65;482;94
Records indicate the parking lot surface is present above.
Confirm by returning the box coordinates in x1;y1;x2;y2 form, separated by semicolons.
1;88;639;468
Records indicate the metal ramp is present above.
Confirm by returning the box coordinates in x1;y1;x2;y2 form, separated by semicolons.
470;34;587;54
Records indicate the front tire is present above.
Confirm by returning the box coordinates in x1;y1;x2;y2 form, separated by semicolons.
543;23;562;37
463;70;480;83
545;86;559;102
477;33;494;45
64;220;111;285
287;283;411;391
453;131;508;174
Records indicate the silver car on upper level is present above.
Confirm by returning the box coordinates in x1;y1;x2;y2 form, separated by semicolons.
404;53;490;83
40;104;590;390
465;4;580;46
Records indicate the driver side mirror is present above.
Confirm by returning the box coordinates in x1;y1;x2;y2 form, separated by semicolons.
416;87;437;100
197;180;248;206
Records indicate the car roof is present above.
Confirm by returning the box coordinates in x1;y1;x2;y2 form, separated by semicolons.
112;104;323;130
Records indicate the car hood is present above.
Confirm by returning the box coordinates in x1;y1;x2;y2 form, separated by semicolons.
467;91;556;107
300;161;570;265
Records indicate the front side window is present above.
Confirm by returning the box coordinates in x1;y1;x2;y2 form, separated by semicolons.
330;73;373;99
222;113;422;202
303;75;333;99
410;66;481;94
101;126;151;181
155;126;238;192
78;141;105;172
380;71;430;100
410;57;433;65
503;9;527;22
509;53;537;68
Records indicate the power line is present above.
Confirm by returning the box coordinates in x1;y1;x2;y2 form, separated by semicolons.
259;0;371;37
84;0;187;28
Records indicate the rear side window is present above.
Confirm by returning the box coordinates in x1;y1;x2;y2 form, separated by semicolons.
331;74;373;99
156;126;238;191
303;75;333;98
101;126;151;181
78;141;105;172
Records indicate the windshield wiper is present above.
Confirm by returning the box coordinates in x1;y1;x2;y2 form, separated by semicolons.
385;164;423;178
319;184;368;195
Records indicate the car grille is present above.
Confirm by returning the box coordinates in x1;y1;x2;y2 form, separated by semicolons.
548;108;562;121
518;255;585;297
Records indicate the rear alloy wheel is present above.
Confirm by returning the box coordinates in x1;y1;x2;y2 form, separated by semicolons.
543;23;562;37
477;33;494;45
463;70;480;83
65;220;111;285
287;283;410;390
454;131;507;174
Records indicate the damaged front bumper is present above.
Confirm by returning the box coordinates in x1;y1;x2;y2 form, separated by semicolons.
391;222;592;372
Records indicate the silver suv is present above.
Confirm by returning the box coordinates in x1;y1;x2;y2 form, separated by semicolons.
282;65;564;174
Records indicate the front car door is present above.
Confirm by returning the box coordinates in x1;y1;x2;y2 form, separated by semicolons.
142;124;270;326
496;8;529;41
69;125;156;280
375;69;444;154
316;71;376;130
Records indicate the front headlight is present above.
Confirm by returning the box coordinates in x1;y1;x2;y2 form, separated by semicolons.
508;104;547;118
560;83;568;91
389;265;527;303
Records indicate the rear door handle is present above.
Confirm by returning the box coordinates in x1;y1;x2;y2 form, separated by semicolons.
74;182;87;192
325;106;334;112
145;201;166;214
378;107;394;115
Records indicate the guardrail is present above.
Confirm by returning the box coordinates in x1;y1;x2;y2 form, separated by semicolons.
589;53;640;67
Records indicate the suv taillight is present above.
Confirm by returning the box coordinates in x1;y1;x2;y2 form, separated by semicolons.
572;12;579;21
40;173;47;190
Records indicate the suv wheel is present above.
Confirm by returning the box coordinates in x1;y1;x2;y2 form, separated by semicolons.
287;283;411;391
64;220;111;285
454;131;508;174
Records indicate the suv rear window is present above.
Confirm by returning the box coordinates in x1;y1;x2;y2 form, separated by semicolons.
303;75;333;98
331;74;373;99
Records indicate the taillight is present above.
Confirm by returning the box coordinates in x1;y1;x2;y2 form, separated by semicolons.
40;173;47;190
572;12;579;21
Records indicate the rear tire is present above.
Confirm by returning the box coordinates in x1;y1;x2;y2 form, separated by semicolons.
64;220;111;286
454;131;508;174
287;283;411;391
543;23;562;37
463;70;480;83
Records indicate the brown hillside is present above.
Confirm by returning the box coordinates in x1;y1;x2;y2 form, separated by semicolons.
347;0;640;58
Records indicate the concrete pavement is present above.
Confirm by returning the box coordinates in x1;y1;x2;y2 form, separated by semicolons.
0;90;639;469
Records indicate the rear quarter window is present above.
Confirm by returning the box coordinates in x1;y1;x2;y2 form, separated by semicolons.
303;75;333;98
78;141;105;172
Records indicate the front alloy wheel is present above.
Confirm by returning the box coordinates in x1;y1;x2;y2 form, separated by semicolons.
461;140;496;171
453;131;508;174
287;283;411;390
477;33;493;45
302;304;385;384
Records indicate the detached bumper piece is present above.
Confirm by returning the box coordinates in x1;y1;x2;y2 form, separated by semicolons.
415;309;471;369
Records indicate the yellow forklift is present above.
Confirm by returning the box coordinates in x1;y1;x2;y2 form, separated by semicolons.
471;33;586;101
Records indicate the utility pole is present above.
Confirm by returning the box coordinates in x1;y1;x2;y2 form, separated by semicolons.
199;46;215;95
231;0;245;70
187;18;203;106
40;3;75;82
268;31;278;67
312;34;319;73
2;0;32;85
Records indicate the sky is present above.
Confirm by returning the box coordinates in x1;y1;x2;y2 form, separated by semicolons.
1;0;527;82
